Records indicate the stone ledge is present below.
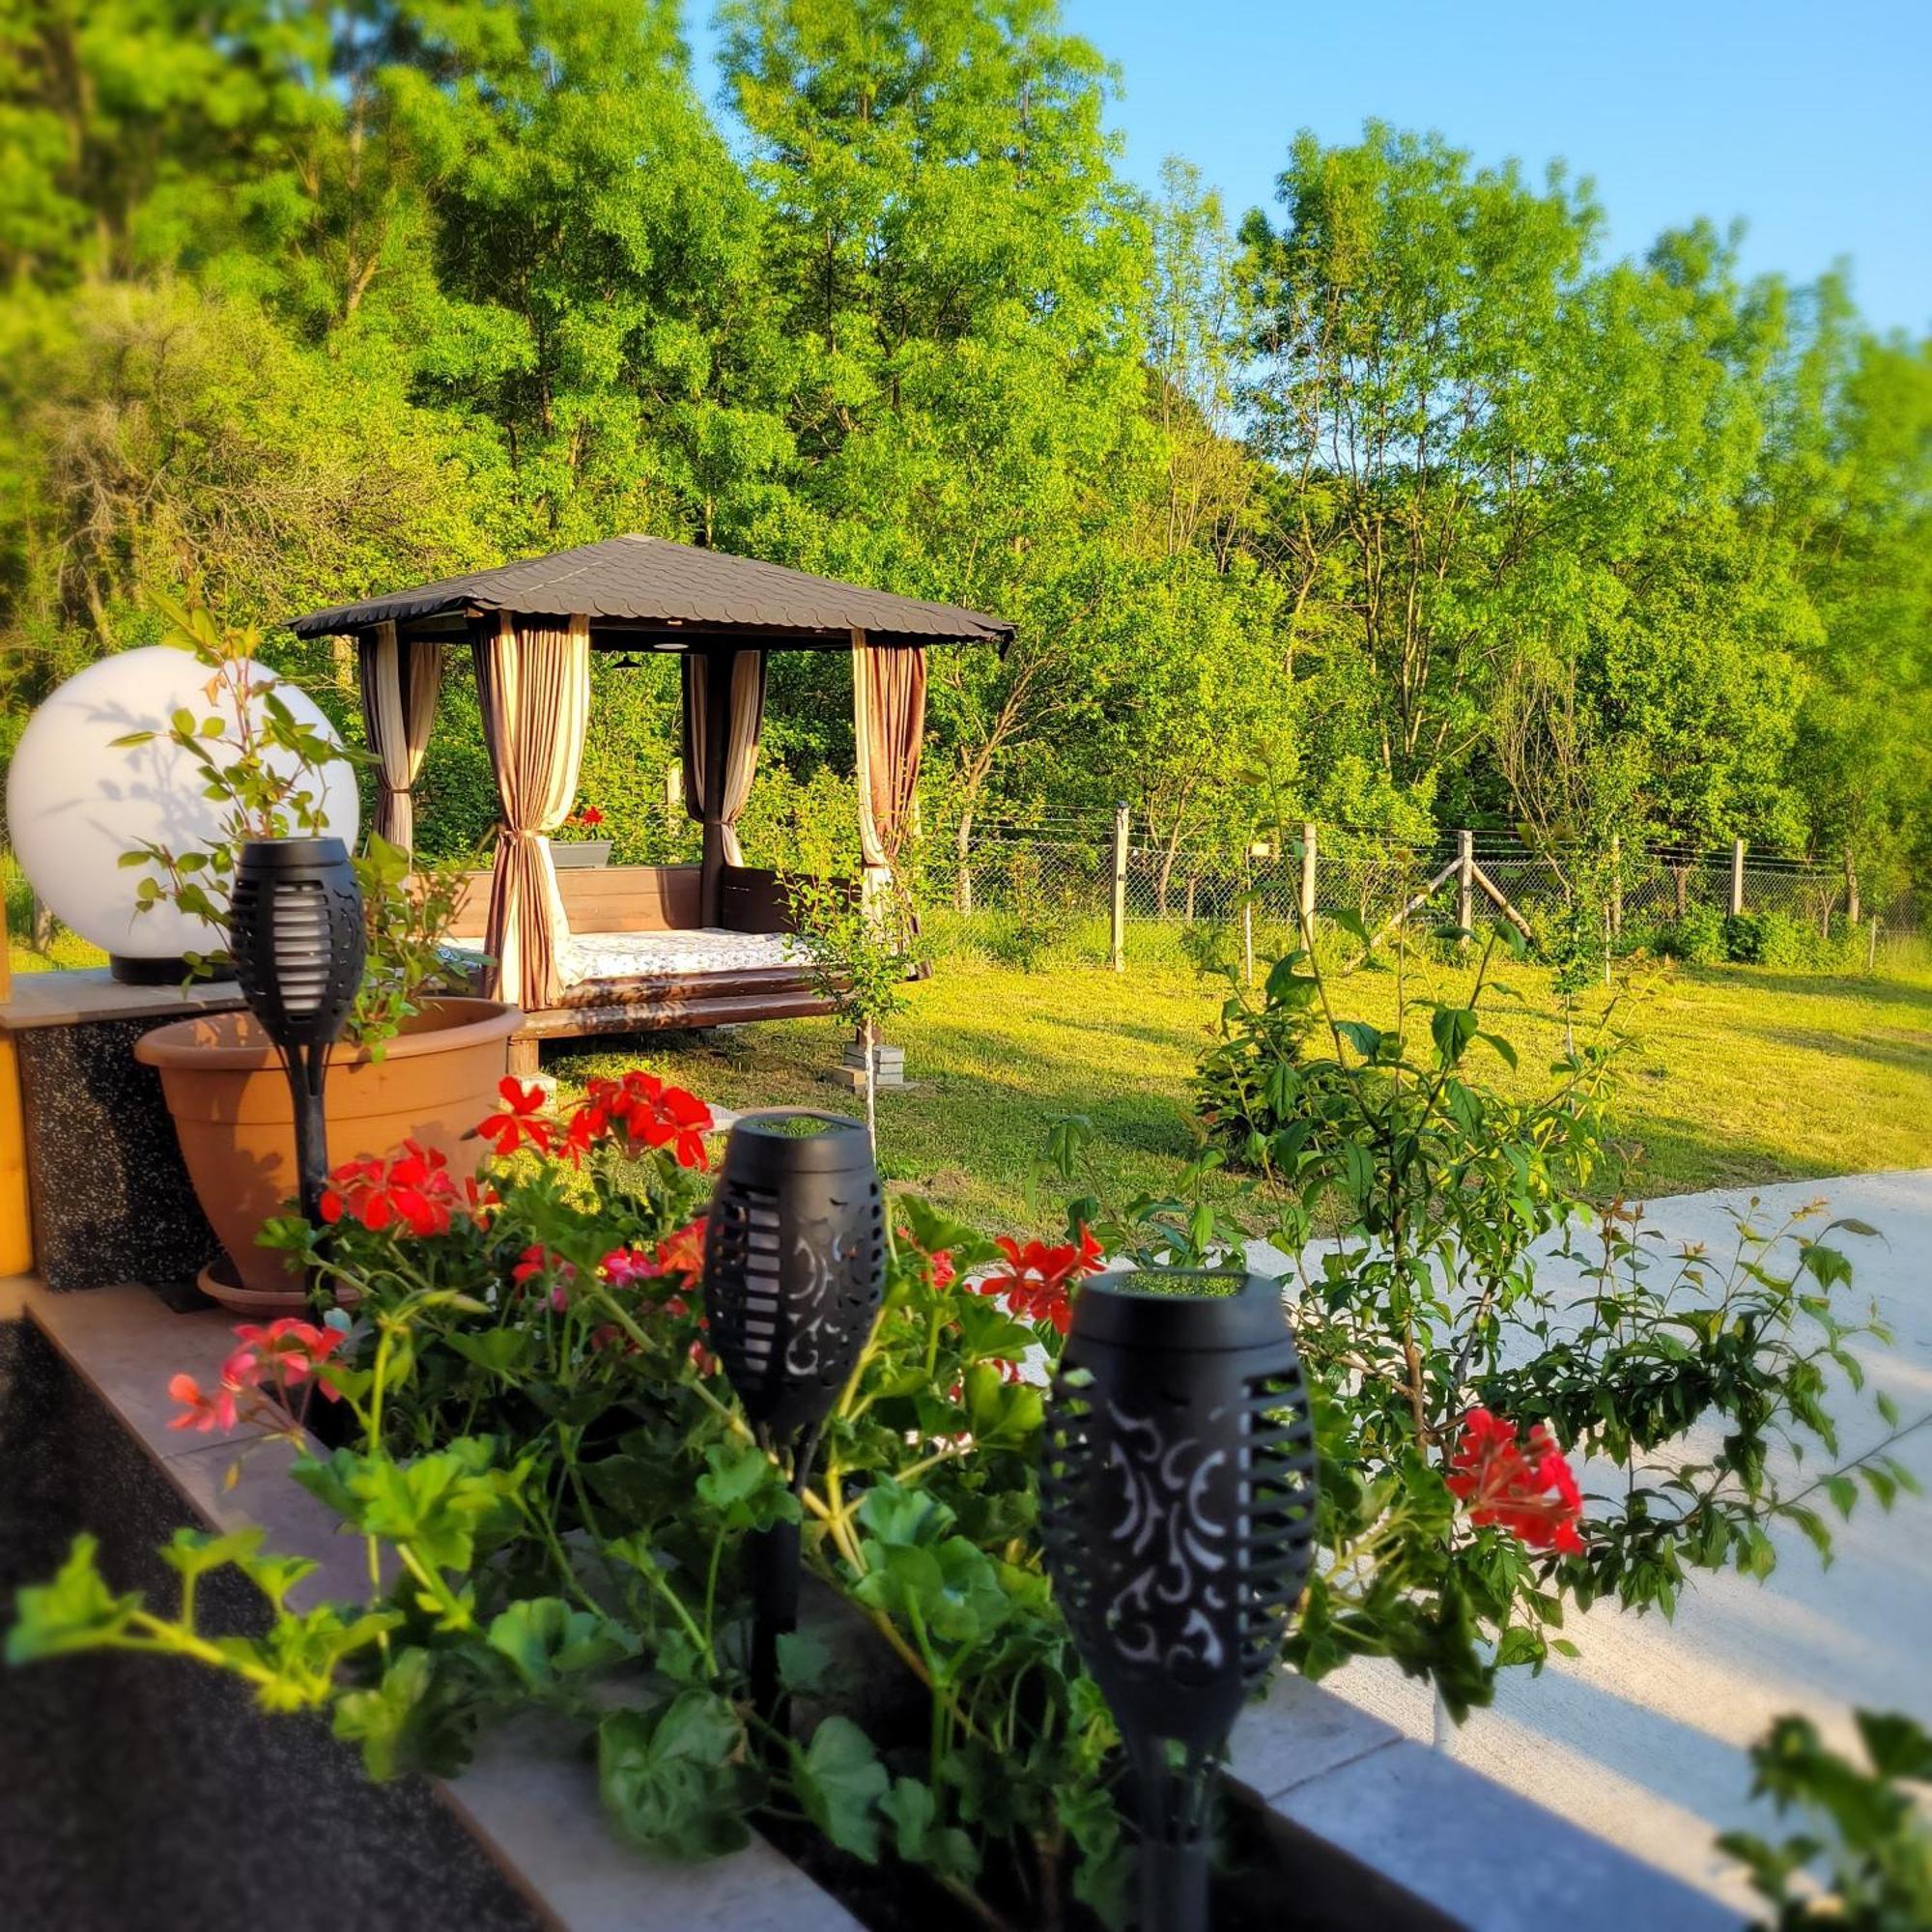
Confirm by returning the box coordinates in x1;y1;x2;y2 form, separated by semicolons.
9;1276;860;1932
1231;1671;1741;1931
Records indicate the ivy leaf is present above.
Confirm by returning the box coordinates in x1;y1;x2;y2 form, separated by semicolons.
696;1439;799;1531
487;1598;635;1692
332;1645;475;1780
791;1717;888;1862
879;1776;980;1885
599;1692;751;1861
776;1630;831;1694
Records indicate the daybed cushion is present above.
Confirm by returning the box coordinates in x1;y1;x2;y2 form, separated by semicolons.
556;927;810;990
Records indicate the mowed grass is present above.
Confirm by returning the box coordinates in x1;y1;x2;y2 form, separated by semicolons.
555;945;1932;1235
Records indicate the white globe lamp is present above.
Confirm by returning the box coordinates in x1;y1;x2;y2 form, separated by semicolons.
7;646;360;983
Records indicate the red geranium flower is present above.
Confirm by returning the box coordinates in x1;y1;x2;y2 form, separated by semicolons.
321;1143;462;1236
228;1318;344;1399
655;1217;706;1279
898;1226;956;1292
578;805;605;828
1446;1407;1586;1556
478;1077;554;1158
979;1227;1104;1336
166;1372;238;1434
600;1245;658;1289
610;1073;714;1171
513;1243;575;1312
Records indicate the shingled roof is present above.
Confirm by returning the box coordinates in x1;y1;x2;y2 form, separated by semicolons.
289;534;1012;648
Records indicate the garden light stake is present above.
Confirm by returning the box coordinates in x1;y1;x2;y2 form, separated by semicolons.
1041;1267;1318;1932
703;1110;884;1725
226;838;365;1226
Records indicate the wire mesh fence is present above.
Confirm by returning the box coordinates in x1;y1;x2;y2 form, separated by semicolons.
916;819;1919;965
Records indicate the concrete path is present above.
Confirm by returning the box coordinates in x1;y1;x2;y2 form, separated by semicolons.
1300;1170;1932;1921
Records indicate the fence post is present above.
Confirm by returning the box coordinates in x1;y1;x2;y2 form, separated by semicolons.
1109;802;1128;973
1457;830;1474;938
1730;839;1746;918
1609;834;1623;938
1845;849;1861;927
1298;822;1318;942
1867;915;1880;973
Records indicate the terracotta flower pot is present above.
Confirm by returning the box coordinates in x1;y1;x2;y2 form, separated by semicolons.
135;997;521;1300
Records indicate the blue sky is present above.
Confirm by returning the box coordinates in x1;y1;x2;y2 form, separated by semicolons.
691;0;1931;336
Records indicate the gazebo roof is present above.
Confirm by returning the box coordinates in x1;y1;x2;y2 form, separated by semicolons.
289;534;1012;650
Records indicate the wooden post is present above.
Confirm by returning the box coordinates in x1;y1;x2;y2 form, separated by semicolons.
1109;801;1128;973
1867;915;1880;973
1609;834;1623;938
1184;873;1197;923
1845;849;1861;927
1298;822;1318;941
1242;897;1255;987
1730;838;1746;919
1456;830;1474;937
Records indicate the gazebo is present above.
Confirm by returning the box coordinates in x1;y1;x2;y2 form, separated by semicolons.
291;535;1010;1073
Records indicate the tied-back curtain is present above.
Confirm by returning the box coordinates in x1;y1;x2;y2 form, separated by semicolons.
356;621;442;855
851;629;927;881
472;612;590;1011
680;649;767;865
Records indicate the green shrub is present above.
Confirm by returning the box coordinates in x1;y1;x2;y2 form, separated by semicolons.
1658;902;1726;962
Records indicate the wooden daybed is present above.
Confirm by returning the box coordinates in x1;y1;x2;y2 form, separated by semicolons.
291;536;1009;1074
443;862;836;1074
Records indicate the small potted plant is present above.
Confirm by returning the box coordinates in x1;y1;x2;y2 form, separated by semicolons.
123;591;518;1310
552;800;612;867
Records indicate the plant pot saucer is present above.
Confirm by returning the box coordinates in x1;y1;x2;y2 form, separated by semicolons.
196;1253;311;1318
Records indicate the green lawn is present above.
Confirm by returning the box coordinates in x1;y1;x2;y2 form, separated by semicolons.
555;947;1932;1235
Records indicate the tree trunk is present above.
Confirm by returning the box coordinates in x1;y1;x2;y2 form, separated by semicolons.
1845;849;1861;927
953;810;974;916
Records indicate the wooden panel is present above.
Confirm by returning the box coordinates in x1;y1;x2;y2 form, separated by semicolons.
444;864;703;940
721;867;862;935
517;985;835;1040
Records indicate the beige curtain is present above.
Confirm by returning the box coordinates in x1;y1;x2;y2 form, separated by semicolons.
472;612;590;1010
851;629;927;887
357;621;442;855
680;649;767;865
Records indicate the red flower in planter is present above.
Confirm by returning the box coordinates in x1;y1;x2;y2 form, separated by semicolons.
479;1077;554;1158
228;1318;344;1399
166;1373;239;1434
607;1073;713;1171
1446;1407;1586;1556
655;1217;706;1280
321;1143;460;1237
578;806;605;828
897;1226;956;1292
600;1245;658;1289
513;1244;575;1312
979;1227;1104;1336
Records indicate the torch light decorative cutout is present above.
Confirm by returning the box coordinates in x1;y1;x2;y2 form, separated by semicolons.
1040;1267;1318;1932
226;838;364;1225
703;1110;884;1719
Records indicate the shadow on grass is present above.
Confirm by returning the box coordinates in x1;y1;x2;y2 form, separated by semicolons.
1681;963;1932;1018
1744;1024;1932;1078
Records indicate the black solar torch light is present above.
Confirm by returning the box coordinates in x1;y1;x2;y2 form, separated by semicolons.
227;837;365;1226
702;1110;885;1723
1040;1268;1319;1932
